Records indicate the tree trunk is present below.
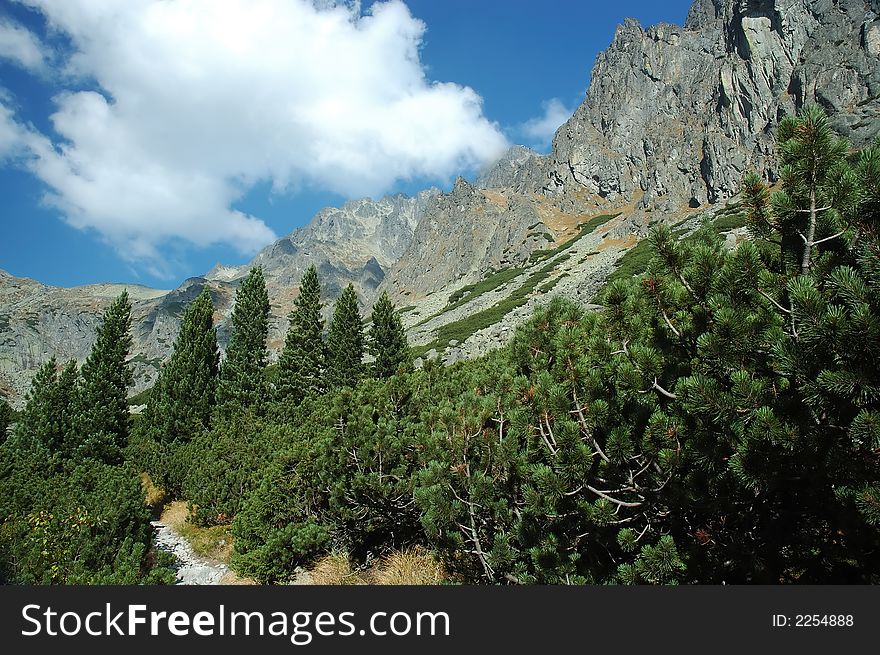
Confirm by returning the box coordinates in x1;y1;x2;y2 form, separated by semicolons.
801;185;818;275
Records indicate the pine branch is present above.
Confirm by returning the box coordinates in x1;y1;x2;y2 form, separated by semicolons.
639;378;678;400
812;229;847;246
758;289;792;314
571;387;610;463
585;485;643;507
793;205;832;213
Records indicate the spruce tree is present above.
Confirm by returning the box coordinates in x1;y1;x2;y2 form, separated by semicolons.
75;291;133;462
16;358;60;450
137;288;219;493
51;360;78;457
149;288;219;439
12;359;77;463
216;267;270;415
327;284;365;388
367;291;410;379
278;265;326;405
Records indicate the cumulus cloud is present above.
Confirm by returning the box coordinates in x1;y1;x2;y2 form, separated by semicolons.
519;98;573;147
0;19;46;72
2;0;508;272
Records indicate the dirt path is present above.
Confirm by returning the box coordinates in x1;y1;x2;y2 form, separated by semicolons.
151;519;229;585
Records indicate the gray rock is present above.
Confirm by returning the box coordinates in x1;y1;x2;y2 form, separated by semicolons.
544;0;879;210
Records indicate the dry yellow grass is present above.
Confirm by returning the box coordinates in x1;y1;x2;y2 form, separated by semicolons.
597;234;638;251
160;501;235;564
372;548;447;585
140;472;167;513
309;553;369;585
218;570;257;585
301;548;448;586
159;500;188;531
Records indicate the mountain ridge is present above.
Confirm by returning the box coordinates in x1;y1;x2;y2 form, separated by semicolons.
2;0;878;405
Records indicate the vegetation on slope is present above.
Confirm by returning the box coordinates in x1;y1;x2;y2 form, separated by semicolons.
5;107;878;587
528;213;619;263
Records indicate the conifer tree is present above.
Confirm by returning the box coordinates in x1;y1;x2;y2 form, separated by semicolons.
75;291;133;462
137;288;219;493
367;291;410;379
743;105;856;278
217;267;270;415
278;265;325;405
148;288;219;439
326;284;365;388
50;360;78;457
0;397;10;443
16;358;60;450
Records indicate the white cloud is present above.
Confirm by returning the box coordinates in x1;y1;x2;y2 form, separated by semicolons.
519;98;573;146
2;0;508;272
0;19;46;72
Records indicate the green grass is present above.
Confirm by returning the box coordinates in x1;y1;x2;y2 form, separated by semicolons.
414;266;527;328
416;255;570;356
710;201;748;233
127;386;152;406
446;267;525;306
129;353;163;369
528;213;619;263
399;305;417;314
539;272;569;294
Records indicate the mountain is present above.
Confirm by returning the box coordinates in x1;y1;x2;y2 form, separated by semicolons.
1;0;877;405
546;0;880;208
383;0;880;358
0;191;436;404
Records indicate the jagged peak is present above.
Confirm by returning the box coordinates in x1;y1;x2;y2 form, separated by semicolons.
684;0;725;30
452;176;473;194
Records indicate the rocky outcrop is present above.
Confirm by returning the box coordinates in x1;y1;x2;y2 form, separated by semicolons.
381;177;563;301
545;0;879;209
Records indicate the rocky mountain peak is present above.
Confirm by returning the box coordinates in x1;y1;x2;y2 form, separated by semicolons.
2;0;877;404
542;0;879;212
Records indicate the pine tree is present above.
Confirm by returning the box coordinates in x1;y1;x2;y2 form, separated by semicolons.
216;267;270;416
367;291;410;379
326;284;365;388
75;291;133;462
743;105;856;277
137;288;219;493
278;265;325;405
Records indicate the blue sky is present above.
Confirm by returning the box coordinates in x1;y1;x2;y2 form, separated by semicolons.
0;0;691;289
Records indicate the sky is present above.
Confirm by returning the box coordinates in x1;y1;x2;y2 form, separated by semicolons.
0;0;692;289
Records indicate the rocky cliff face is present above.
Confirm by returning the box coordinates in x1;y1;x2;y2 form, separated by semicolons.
2;0;877;405
213;189;439;349
544;0;880;209
382;176;564;302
